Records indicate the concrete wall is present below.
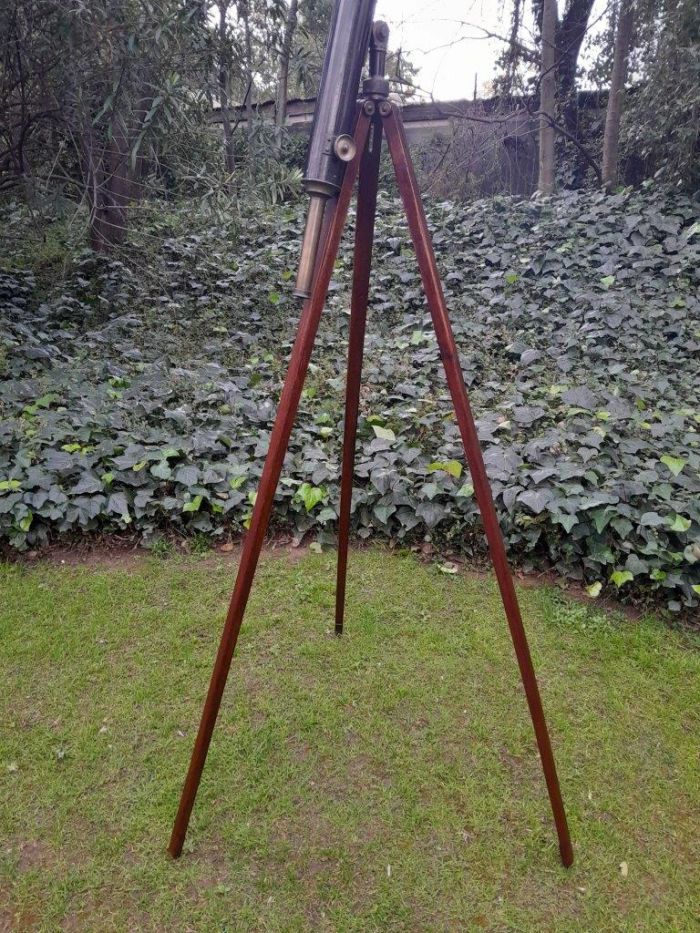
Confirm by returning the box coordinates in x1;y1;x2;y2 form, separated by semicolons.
209;94;604;197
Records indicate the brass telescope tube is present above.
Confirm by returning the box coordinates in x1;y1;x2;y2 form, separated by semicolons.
295;0;377;298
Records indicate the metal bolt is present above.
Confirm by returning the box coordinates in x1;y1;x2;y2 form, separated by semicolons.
334;134;357;162
379;100;392;117
363;100;376;116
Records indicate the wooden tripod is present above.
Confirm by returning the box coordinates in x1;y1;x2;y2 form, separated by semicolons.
168;100;574;868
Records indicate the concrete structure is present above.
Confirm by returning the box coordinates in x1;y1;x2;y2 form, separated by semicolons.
209;92;605;197
209;96;482;144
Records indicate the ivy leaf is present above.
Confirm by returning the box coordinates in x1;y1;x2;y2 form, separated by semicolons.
586;582;603;598
553;512;578;533
519;489;550;514
427;460;463;478
150;460;172;480
296;483;326;511
667;514;691;533
183;495;203;513
72;473;103;495
106;493;130;523
372;425;396;442
659;455;687;477
610;570;634;588
175;465;199;487
591;508;614;534
0;480;22;492
456;483;475;498
416;501;447;528
438;562;459;574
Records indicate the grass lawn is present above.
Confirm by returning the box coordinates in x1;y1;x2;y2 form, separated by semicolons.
1;548;698;931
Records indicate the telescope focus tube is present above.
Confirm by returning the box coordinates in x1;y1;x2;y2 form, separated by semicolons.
295;0;377;298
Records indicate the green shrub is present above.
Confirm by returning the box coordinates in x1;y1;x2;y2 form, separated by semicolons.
1;185;698;613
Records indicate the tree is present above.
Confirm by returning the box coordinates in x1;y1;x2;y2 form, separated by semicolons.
238;0;255;142
623;0;699;189
275;0;299;148
538;0;557;193
216;0;237;186
602;0;635;189
499;1;598;186
0;0;212;249
67;1;210;251
555;0;596;135
292;0;334;96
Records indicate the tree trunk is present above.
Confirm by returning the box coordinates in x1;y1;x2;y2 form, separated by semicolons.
240;0;255;145
274;0;298;150
84;126;128;253
538;0;557;194
557;0;595;135
602;0;634;190
217;1;236;187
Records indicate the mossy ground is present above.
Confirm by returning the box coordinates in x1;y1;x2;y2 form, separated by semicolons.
1;548;698;931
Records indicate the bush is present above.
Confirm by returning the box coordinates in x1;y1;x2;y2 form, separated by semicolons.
1;184;698;613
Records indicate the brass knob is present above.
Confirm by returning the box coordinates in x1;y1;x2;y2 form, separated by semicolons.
334;134;357;162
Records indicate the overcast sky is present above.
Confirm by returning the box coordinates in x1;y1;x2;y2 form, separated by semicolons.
375;0;511;100
374;0;607;101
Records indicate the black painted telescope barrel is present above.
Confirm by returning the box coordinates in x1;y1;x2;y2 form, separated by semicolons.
294;0;377;298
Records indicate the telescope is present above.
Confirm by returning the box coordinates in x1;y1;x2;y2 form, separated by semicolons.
295;0;380;298
169;0;575;869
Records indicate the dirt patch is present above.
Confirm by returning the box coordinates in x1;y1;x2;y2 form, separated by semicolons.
2;530;320;571
0;906;41;933
2;535;676;626
14;839;55;874
3;533;151;570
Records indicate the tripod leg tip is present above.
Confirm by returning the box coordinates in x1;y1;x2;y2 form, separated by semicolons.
560;841;574;868
167;831;185;860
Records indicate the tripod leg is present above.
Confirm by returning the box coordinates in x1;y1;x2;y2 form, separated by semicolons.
168;111;372;860
382;104;573;869
335;117;383;636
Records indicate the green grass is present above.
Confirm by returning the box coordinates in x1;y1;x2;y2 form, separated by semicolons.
1;549;698;932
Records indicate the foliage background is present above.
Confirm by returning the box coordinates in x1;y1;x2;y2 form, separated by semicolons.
1;185;698;614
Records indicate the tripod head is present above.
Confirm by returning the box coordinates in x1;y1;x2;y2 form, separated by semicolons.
294;0;390;298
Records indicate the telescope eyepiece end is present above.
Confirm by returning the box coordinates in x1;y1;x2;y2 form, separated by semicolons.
295;194;327;300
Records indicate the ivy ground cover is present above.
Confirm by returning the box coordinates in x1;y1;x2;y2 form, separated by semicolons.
1;550;699;929
1;185;699;614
